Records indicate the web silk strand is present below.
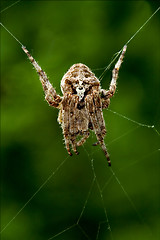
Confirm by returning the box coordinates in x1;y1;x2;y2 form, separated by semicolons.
99;6;160;81
0;156;69;234
0;0;21;13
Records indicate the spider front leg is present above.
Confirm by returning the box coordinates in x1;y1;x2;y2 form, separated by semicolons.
22;46;62;108
101;45;127;101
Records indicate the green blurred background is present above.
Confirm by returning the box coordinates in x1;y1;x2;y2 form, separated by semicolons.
1;1;160;240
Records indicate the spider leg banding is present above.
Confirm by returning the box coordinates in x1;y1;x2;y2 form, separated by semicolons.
23;45;127;166
22;46;62;108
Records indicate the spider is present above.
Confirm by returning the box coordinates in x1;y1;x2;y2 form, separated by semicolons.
22;45;127;166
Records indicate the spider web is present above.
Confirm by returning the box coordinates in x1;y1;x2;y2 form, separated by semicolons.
1;1;160;240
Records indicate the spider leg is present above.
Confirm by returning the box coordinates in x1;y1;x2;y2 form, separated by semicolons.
92;141;99;146
69;95;79;155
101;45;127;100
62;93;72;156
100;90;111;109
85;95;111;166
109;45;127;97
22;46;62;108
92;91;106;146
77;130;90;147
93;91;106;137
77;104;90;146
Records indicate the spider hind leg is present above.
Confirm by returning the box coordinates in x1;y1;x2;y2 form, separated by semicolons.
62;93;73;156
69;95;79;155
85;94;111;166
77;130;90;147
92;141;99;146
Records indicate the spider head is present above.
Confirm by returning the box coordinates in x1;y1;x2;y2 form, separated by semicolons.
61;63;100;101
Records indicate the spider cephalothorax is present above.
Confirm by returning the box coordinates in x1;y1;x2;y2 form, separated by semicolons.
22;45;127;166
61;63;100;101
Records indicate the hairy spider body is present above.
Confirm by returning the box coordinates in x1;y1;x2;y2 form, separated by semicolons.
22;45;127;166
